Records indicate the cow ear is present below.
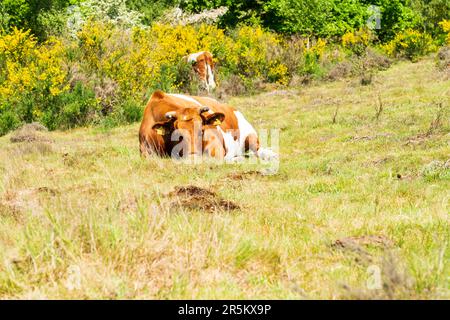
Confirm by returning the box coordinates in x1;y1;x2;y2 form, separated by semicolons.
152;121;172;136
204;113;225;126
152;90;165;100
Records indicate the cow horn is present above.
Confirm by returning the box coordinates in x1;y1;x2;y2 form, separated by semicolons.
199;106;210;114
165;111;177;119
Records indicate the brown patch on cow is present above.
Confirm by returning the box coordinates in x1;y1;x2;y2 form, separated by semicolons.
168;186;240;212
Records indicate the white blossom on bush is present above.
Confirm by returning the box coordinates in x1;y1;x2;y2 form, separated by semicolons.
67;0;143;37
160;6;228;26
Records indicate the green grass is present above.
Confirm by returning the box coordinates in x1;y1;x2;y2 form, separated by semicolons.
0;58;448;299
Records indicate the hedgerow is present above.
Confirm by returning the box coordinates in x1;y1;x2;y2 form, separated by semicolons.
0;2;448;135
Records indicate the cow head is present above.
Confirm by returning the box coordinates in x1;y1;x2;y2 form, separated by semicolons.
188;52;217;92
152;106;225;158
201;112;226;158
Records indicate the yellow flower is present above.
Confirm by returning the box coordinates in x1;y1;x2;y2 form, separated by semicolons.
439;20;450;44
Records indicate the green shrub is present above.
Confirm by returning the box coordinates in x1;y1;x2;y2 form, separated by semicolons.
0;109;20;135
382;29;435;61
41;82;100;130
121;99;143;123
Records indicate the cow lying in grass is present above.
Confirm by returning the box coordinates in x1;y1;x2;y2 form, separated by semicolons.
139;90;277;161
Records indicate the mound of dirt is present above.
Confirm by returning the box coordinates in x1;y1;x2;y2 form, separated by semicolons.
333;235;394;249
331;235;395;264
10;122;51;143
168;186;240;212
227;171;264;181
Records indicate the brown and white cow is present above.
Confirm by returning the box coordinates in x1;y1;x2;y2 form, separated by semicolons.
185;51;216;92
139;90;277;161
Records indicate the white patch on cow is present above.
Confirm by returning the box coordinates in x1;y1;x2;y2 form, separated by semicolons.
218;127;241;160
217;111;258;159
168;94;202;106
187;51;205;64
235;111;257;151
206;63;216;90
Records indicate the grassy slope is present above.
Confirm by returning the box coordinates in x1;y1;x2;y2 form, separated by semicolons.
0;58;448;299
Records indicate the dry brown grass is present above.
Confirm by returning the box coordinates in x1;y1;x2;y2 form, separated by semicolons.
0;58;448;299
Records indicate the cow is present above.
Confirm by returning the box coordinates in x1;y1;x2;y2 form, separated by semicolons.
139;90;277;161
185;51;216;92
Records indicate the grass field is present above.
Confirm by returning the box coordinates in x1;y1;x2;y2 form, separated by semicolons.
0;57;448;299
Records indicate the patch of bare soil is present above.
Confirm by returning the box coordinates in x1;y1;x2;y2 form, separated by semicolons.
264;89;298;97
332;235;395;264
371;157;389;166
333;235;394;249
0;187;58;220
10;122;52;144
227;170;264;181
349;133;392;142
404;133;431;146
168;186;240;212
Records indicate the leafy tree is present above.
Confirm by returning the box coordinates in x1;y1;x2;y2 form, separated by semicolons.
263;0;369;37
1;0;82;38
410;0;450;36
360;0;421;41
180;0;369;37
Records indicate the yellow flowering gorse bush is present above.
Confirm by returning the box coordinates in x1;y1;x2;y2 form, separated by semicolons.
439;20;450;44
1;18;442;135
342;28;371;55
0;28;68;104
382;29;434;61
74;22;290;99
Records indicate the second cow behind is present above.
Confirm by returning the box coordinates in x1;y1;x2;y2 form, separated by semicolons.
185;51;216;92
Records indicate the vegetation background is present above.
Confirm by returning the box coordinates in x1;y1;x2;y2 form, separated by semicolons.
0;0;449;134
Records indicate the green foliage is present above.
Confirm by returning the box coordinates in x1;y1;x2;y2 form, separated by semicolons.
0;109;20;135
0;0;446;135
126;0;181;25
361;0;422;41
179;0;445;41
263;0;369;37
47;82;100;130
0;0;82;39
410;0;450;37
2;0;448;42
